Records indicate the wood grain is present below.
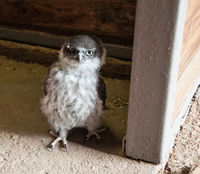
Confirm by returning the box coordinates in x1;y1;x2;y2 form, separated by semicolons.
178;0;200;78
172;48;200;125
172;0;200;125
0;0;136;45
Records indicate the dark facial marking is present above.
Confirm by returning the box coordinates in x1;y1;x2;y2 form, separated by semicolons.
64;45;79;55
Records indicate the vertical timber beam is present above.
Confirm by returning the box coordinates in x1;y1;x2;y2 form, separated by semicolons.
126;0;188;164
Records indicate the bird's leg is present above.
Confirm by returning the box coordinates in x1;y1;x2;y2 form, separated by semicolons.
47;129;68;151
86;127;107;141
61;137;68;152
50;136;62;150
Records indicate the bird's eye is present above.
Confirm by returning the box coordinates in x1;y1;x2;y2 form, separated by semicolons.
85;50;94;56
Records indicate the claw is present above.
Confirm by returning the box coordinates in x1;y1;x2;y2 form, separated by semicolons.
47;144;54;152
86;127;107;141
61;138;68;152
86;131;101;141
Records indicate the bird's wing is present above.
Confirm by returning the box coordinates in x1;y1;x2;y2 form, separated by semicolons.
43;68;51;96
97;76;107;109
43;77;48;96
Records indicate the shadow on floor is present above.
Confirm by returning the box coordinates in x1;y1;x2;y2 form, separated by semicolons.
68;128;123;156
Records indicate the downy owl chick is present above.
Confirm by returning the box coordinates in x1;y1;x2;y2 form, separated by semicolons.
41;35;106;151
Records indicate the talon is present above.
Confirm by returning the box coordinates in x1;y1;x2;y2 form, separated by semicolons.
61;145;68;152
47;144;54;152
86;131;101;141
61;138;68;152
64;144;68;149
86;127;107;141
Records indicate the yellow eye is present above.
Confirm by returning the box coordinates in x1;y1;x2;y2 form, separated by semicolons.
85;50;94;56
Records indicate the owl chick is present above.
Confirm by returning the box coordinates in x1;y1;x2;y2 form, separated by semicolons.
41;35;106;151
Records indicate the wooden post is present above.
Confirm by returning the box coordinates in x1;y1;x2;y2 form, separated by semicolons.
126;0;188;164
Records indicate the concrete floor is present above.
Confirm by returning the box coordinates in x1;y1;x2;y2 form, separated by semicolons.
0;55;160;174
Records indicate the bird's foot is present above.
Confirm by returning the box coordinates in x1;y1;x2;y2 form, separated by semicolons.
60;138;68;152
86;127;107;141
47;130;68;152
86;131;101;141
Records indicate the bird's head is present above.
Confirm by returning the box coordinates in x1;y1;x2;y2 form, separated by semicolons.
59;35;106;68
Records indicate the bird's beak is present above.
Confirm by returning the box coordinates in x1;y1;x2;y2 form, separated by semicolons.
78;52;85;63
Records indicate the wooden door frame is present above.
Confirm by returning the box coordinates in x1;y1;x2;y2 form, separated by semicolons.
125;0;188;164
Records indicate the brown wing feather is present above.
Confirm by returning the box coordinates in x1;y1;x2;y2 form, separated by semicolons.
97;76;106;109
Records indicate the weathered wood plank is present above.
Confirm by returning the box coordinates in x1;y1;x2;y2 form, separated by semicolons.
172;50;200;125
173;0;200;125
178;0;200;78
0;0;136;45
